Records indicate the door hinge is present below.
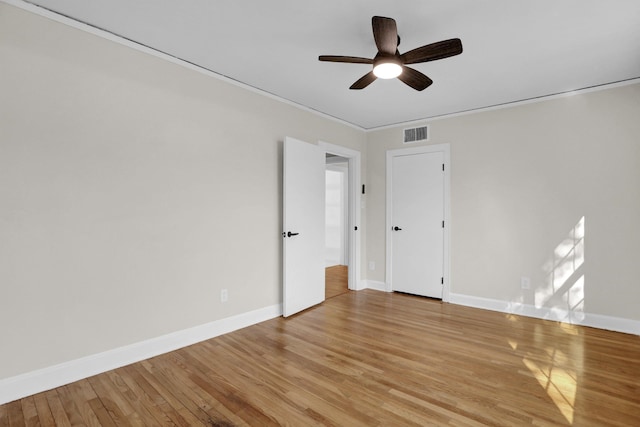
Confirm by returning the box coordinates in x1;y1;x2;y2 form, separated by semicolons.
354;226;358;231
442;220;445;228
442;163;445;171
441;277;444;285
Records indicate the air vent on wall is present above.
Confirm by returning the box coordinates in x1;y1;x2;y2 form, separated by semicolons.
403;125;429;144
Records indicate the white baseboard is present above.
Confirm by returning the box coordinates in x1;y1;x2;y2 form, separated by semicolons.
352;279;367;291
364;280;390;292
0;303;282;405
448;293;639;336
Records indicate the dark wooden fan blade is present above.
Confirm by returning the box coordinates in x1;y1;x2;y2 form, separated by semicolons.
372;16;398;55
319;55;373;64
400;38;463;64
350;71;377;90
398;66;433;91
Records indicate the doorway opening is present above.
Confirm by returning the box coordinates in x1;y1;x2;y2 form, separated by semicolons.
320;141;362;298
325;154;349;298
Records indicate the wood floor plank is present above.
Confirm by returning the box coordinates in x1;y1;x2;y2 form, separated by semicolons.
19;397;39;427
0;403;7;427
119;364;189;427
145;355;243;425
64;380;112;427
110;367;172;426
129;360;207;426
43;390;71;427
31;393;54;427
86;373;136;426
5;400;24;427
85;399;116;427
2;290;639;426
170;348;280;426
107;369;161;426
56;383;100;427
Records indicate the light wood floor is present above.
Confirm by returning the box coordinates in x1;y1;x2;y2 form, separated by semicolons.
1;290;639;426
325;265;348;299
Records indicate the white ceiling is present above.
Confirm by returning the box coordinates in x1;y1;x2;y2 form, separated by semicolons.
23;0;640;129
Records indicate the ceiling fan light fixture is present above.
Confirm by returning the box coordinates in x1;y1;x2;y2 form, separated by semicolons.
319;16;462;91
373;61;402;79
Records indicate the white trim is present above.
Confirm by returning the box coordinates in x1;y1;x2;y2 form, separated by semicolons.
364;280;390;292
449;293;640;336
385;144;451;301
367;77;640;131
0;303;282;405
354;280;368;291
325;156;349;165
318;142;362;293
1;0;362;132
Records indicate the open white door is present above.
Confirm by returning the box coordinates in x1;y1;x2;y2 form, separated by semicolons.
283;137;325;317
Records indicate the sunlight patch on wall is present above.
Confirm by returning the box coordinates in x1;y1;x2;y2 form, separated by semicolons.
536;217;585;323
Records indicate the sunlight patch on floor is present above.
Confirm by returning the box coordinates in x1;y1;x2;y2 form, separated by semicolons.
522;354;577;424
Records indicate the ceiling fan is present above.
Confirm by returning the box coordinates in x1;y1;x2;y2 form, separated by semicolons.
319;16;463;91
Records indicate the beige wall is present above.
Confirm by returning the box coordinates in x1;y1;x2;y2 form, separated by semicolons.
0;4;365;379
366;83;640;322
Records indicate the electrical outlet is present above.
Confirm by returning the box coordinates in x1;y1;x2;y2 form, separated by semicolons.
221;289;228;302
520;277;531;290
369;261;375;271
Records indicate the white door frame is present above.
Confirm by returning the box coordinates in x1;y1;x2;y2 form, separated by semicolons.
386;143;451;301
319;141;362;291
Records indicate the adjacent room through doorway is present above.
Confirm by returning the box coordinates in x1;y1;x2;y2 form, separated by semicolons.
325;154;349;298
